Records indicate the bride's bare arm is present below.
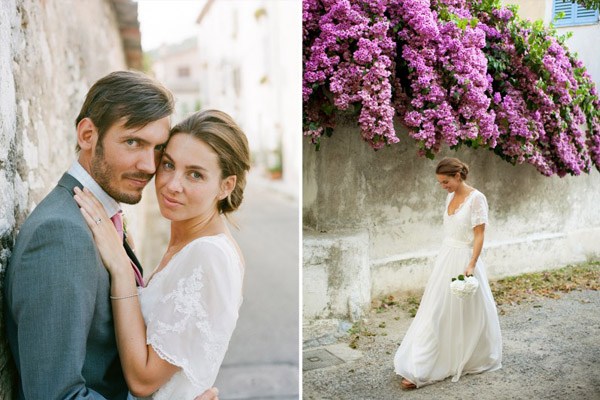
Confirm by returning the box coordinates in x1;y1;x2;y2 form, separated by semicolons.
466;224;485;276
110;270;180;396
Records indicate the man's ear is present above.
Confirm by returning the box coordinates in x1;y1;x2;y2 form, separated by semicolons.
77;118;98;151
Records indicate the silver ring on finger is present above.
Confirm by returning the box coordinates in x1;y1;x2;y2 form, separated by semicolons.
95;217;102;225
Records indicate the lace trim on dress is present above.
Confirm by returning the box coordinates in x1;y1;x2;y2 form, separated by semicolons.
146;266;206;388
470;191;488;227
447;190;477;216
145;242;236;391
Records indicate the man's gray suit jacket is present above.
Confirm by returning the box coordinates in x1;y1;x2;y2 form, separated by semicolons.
4;173;129;399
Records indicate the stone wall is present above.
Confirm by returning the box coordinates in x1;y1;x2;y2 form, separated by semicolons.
0;0;138;396
303;119;600;322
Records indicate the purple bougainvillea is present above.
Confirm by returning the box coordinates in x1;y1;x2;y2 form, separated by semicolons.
303;0;600;176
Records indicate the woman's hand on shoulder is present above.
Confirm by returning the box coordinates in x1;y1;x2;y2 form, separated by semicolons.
73;187;130;273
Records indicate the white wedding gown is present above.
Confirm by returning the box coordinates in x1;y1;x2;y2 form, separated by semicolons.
138;234;244;399
394;190;502;387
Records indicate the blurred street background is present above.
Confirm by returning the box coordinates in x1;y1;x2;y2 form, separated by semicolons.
215;174;299;400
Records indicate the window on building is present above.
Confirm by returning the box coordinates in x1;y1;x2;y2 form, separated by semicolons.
553;0;599;26
177;66;190;78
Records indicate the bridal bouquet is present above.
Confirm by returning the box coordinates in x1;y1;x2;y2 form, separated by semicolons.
450;275;479;299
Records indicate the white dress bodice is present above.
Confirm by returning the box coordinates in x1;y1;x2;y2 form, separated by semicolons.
443;190;489;245
138;234;244;400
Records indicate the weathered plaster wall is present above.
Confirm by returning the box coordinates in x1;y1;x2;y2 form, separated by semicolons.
304;2;600;323
303;118;600;321
0;0;137;395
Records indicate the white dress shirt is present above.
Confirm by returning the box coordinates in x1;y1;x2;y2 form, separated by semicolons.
67;160;121;218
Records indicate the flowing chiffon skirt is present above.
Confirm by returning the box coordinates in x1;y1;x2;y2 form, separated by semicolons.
394;239;502;387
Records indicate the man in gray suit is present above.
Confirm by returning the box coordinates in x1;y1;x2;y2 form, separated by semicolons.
4;71;218;399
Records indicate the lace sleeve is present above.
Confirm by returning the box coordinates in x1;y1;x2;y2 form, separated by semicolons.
471;191;489;228
146;238;243;392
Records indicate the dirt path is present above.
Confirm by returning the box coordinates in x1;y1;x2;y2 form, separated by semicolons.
303;290;600;400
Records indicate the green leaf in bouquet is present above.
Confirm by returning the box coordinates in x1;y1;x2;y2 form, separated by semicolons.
452;277;457;282
458;274;465;281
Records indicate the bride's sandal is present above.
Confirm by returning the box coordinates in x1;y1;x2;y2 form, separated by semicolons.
401;378;416;390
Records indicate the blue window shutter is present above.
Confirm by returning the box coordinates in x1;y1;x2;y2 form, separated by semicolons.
554;0;575;25
553;0;599;26
575;3;598;23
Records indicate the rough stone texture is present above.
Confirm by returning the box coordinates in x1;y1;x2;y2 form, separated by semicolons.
0;0;140;396
303;116;600;321
304;232;370;321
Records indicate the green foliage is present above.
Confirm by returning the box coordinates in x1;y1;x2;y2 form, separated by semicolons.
568;0;600;11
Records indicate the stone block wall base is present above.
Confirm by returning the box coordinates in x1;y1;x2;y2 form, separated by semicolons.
303;231;371;321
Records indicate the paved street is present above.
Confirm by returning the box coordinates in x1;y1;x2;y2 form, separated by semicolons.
215;174;300;400
303;290;600;399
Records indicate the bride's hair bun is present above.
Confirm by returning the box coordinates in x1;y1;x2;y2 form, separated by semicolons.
436;157;469;180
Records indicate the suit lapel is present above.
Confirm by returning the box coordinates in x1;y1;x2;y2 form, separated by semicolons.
57;173;83;193
59;172;145;279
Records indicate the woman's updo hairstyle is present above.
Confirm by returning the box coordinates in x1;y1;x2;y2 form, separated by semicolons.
169;110;250;214
436;157;469;180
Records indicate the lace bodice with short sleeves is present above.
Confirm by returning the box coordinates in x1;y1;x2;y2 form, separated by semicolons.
443;190;488;245
395;187;502;385
138;234;244;400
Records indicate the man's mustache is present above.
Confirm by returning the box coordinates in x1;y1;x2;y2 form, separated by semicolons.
123;173;153;181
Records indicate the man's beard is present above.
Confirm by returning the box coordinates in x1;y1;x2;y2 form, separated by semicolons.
90;144;152;204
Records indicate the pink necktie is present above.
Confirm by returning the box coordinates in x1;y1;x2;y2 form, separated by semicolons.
110;211;144;287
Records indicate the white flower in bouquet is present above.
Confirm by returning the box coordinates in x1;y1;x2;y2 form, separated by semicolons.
450;274;479;298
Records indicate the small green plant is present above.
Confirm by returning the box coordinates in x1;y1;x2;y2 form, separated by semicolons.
347;321;376;349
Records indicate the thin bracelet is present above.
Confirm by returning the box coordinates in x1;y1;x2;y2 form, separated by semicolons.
110;293;139;300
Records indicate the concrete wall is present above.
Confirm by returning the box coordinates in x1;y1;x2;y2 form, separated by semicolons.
0;0;136;395
303;117;600;321
303;0;600;324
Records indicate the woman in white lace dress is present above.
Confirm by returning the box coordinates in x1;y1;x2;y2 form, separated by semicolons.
74;110;250;399
394;157;502;389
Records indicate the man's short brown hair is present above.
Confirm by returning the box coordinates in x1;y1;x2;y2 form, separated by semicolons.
75;70;174;151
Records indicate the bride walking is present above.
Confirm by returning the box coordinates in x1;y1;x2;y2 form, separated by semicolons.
394;157;502;389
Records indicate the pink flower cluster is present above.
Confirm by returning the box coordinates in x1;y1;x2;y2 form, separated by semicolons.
303;0;600;176
303;0;398;149
478;4;597;176
389;0;499;156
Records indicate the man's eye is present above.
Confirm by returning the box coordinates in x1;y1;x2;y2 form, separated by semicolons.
126;139;139;146
155;144;166;152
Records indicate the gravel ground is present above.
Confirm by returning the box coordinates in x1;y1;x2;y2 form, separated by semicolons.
303;290;600;400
